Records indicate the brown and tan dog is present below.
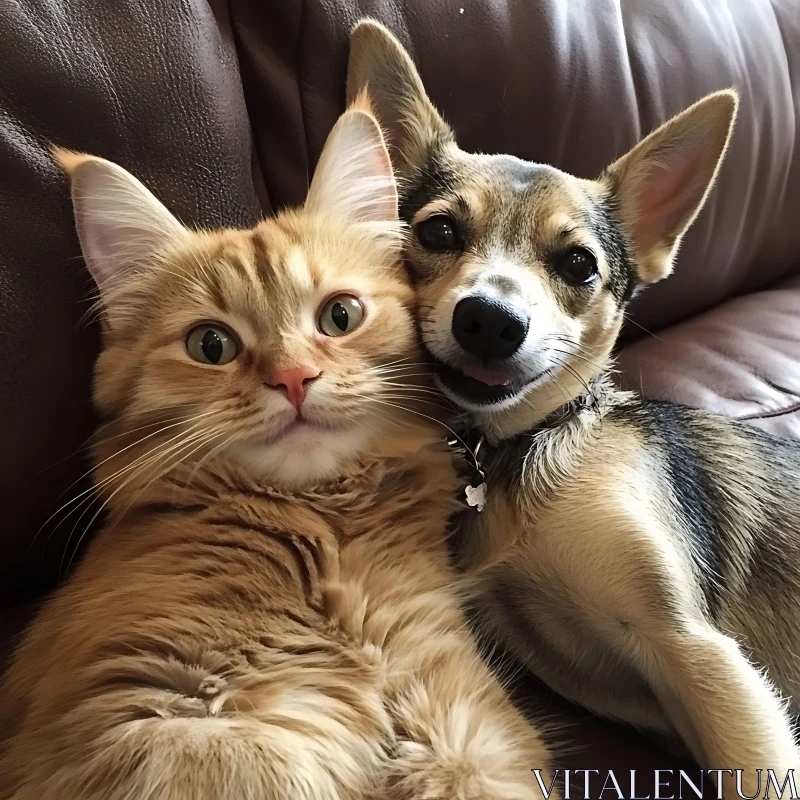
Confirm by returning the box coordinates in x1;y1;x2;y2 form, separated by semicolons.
348;20;800;793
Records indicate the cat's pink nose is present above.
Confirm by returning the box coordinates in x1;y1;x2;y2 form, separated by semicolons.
266;366;321;410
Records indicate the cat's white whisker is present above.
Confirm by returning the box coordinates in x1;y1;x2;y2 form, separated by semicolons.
364;397;479;465
176;429;241;496
110;427;229;533
29;411;221;560
62;424;224;573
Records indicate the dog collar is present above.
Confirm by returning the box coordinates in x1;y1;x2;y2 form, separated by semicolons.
446;385;601;512
447;424;488;513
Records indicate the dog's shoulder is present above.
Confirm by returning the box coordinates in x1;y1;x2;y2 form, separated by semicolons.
480;384;644;506
615;396;800;468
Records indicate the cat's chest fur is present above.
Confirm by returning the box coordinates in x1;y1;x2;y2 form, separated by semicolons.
219;448;461;553
9;446;463;723
118;447;466;635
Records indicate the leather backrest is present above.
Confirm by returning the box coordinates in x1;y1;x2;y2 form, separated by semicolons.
232;0;800;332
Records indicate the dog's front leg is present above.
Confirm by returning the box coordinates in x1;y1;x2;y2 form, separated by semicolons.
530;496;799;795
644;620;798;797
595;514;800;794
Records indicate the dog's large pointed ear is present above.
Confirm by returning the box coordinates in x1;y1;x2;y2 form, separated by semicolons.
602;90;738;285
52;147;191;328
347;19;453;172
305;91;399;229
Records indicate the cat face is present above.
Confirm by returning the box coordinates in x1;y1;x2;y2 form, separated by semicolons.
57;101;424;490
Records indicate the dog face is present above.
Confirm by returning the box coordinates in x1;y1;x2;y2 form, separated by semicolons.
348;21;737;436
401;146;632;411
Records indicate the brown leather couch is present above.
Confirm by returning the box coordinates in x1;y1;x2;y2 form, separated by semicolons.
2;1;798;794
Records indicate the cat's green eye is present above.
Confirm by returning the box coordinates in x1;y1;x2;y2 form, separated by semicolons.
318;294;364;337
186;324;239;365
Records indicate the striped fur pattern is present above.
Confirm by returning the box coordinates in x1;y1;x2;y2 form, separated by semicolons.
348;20;800;795
0;101;552;799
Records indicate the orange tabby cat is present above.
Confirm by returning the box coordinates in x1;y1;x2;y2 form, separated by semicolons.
0;99;552;800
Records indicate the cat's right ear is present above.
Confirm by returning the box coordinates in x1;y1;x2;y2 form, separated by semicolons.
305;93;399;226
52;148;189;302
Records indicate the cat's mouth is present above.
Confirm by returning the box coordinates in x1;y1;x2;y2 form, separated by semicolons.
287;416;330;435
264;413;343;445
224;408;358;490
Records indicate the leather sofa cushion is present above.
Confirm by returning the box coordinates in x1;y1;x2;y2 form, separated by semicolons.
617;277;800;439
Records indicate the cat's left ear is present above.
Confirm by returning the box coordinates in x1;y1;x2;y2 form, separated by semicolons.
52;148;189;294
305;91;398;224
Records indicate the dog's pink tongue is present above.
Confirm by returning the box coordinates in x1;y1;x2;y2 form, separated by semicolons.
461;365;512;386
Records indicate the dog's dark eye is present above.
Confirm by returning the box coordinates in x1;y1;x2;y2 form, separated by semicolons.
415;215;462;253
554;248;598;286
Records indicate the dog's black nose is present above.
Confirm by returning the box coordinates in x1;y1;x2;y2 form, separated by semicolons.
451;296;530;360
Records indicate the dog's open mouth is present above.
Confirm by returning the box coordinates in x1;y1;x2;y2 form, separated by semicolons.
425;351;534;406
